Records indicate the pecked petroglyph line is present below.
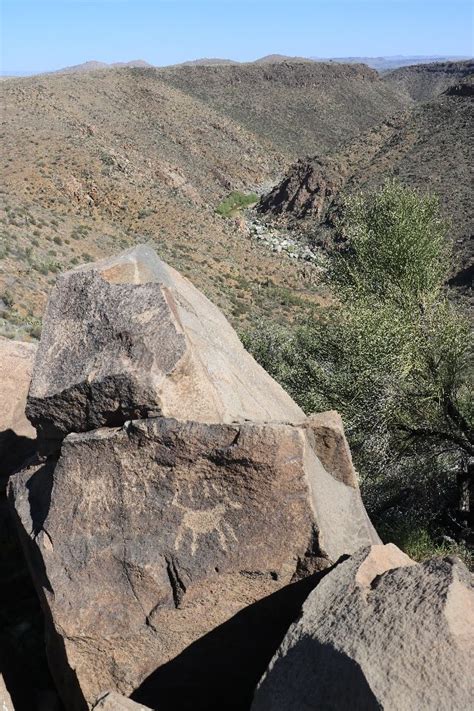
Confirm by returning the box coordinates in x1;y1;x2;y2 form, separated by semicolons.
171;483;242;556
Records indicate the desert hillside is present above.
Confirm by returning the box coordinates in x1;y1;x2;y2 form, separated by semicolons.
155;62;409;157
258;76;473;287
0;62;409;337
383;58;474;101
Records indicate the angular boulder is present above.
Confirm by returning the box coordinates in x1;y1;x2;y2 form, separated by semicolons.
10;417;379;710
0;336;37;478
26;246;304;447
252;544;474;711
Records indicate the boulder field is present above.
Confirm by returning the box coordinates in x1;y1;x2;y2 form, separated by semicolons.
4;246;473;710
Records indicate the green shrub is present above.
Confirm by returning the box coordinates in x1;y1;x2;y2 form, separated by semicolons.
216;191;258;217
1;290;14;308
378;520;473;569
244;182;473;558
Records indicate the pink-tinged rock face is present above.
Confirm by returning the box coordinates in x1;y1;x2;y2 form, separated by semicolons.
0;336;37;480
0;673;15;711
92;691;152;710
0;336;36;441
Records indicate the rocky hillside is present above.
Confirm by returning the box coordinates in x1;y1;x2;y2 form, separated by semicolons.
155;62;409;158
384;59;474;101
258;78;474;287
0;63;409;338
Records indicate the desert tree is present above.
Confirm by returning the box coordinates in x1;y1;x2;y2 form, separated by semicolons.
245;181;473;548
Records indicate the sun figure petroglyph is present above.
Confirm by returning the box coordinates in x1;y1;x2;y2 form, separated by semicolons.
171;481;242;556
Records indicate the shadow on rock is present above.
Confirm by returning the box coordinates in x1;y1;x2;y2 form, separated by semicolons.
132;568;333;711
1;449;64;710
26;461;54;540
253;638;382;711
7;461;87;710
0;429;37;483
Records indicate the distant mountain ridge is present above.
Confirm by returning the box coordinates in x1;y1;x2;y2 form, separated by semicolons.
3;54;472;77
50;59;153;74
312;55;471;72
177;58;239;66
252;54;314;64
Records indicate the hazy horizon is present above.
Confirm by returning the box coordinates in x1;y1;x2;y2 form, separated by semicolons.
2;53;472;77
1;0;472;75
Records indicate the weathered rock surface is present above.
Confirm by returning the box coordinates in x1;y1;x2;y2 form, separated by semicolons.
252;544;474;711
92;691;152;710
303;410;358;488
0;336;37;478
10;417;379;710
26;246;304;447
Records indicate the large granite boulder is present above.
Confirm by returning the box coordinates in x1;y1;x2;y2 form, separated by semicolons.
26;246;304;448
10;417;379;710
252;544;474;711
0;337;37;479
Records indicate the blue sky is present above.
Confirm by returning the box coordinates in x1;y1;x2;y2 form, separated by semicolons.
1;0;473;74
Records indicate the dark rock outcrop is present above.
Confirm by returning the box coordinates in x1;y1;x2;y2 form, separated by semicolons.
258;156;345;221
252;544;474;711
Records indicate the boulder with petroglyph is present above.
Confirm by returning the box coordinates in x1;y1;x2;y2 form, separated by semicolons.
9;416;379;710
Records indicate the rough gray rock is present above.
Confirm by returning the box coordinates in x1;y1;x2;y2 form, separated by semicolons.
10;417;379;709
26;246;304;448
252;544;474;711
